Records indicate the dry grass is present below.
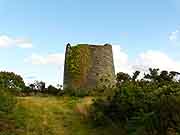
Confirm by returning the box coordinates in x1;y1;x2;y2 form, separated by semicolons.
14;96;96;135
0;96;121;135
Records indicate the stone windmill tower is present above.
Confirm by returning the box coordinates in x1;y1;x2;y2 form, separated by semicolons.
63;43;115;90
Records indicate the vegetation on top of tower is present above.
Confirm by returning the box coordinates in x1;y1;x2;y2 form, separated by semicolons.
66;44;92;88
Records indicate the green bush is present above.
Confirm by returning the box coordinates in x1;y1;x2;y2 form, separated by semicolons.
46;85;60;95
0;89;17;116
90;69;180;135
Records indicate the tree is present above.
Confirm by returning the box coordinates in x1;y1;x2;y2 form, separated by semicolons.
132;71;140;81
34;81;46;91
116;72;131;83
169;71;180;80
57;84;63;90
47;85;59;95
144;68;159;82
29;83;35;90
159;70;171;82
0;71;25;90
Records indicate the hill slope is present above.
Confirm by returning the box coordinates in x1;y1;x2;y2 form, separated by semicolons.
1;96;122;135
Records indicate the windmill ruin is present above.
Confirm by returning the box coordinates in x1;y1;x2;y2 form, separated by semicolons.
63;43;115;90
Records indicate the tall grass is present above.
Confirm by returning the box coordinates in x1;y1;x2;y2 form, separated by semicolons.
0;89;16;117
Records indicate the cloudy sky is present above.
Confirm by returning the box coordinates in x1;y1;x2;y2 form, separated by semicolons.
0;0;180;86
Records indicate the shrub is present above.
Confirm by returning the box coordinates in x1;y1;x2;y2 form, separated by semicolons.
90;82;180;135
0;89;17;117
46;85;60;95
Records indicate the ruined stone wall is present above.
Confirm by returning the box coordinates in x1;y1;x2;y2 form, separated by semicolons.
63;43;115;89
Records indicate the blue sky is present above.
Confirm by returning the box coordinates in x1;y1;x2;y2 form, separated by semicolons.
0;0;180;86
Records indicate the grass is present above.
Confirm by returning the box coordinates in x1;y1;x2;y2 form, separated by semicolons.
15;96;86;135
0;96;116;135
0;96;123;135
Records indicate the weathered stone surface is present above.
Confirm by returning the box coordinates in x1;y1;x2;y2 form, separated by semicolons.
63;43;115;89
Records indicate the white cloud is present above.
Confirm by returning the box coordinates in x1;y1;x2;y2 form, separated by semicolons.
24;53;65;86
0;35;32;48
134;50;180;72
112;45;133;74
17;43;33;48
0;35;14;48
113;46;180;75
169;28;180;42
25;53;65;66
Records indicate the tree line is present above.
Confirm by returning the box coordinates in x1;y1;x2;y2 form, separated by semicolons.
0;71;63;95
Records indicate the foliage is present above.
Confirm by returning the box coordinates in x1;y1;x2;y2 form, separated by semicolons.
0;71;25;91
66;44;91;88
132;71;140;81
116;72;131;87
34;81;46;91
21;81;64;96
0;88;20;134
0;89;17;116
46;85;62;95
26;80;46;92
91;69;180;135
